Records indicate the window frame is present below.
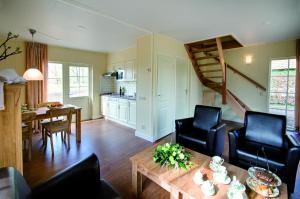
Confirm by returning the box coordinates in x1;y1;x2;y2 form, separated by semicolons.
68;65;90;98
47;62;64;103
267;57;296;130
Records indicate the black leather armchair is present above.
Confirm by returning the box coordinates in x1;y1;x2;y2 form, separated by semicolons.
0;154;120;199
228;111;300;193
175;105;226;156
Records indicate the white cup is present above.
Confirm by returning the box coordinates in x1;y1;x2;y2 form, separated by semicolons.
212;156;224;165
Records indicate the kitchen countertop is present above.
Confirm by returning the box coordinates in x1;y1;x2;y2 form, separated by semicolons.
100;93;136;100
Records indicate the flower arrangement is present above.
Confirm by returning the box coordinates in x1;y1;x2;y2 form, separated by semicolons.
153;143;192;170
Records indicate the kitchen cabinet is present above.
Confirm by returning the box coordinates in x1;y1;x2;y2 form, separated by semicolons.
124;60;135;81
108;98;118;119
101;96;108;116
118;99;129;123
101;96;136;129
128;100;136;126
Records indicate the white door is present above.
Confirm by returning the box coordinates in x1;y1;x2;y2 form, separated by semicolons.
175;58;189;119
156;55;175;139
47;62;91;121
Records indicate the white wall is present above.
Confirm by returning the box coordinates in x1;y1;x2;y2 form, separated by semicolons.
224;40;296;111
135;33;203;142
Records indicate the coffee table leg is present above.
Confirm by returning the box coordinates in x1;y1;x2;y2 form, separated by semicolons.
132;163;142;198
170;187;180;199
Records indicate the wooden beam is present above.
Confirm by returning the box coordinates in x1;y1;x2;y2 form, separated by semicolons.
216;37;226;104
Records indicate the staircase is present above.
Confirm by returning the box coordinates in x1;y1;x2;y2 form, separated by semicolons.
185;35;242;104
185;35;260;121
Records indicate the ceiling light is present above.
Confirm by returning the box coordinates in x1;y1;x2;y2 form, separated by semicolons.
245;55;253;64
23;29;44;81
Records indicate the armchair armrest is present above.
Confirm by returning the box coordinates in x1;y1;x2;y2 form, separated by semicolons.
175;117;193;139
286;147;300;192
228;127;245;163
286;132;300;148
207;123;226;156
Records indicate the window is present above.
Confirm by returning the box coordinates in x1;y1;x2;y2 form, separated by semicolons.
69;66;89;97
268;58;296;130
47;63;63;102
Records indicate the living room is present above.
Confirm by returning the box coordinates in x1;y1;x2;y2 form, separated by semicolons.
0;0;300;199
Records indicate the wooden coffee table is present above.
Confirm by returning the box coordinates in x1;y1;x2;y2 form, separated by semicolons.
130;141;288;199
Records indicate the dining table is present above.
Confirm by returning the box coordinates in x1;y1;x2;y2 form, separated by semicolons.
32;104;82;143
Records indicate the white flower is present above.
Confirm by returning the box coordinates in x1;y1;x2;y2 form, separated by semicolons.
179;153;184;159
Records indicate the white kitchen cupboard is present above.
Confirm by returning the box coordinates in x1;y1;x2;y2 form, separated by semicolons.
118;99;129;123
101;96;108;116
108;98;118;119
128;100;136;126
124;60;135;81
101;96;136;129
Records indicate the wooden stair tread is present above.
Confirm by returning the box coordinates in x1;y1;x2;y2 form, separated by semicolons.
205;76;223;78
198;62;220;67
191;46;217;53
195;55;219;60
201;69;222;73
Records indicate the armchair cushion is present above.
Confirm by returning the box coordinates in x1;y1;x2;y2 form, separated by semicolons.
244;111;286;148
236;140;286;171
176;105;224;156
192;105;221;131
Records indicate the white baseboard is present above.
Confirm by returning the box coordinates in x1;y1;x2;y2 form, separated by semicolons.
135;130;155;142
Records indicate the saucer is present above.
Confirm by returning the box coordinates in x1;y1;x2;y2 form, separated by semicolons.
213;174;231;185
227;191;248;199
201;186;216;196
209;162;220;172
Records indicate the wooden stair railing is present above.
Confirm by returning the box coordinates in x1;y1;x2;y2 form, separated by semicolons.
226;89;251;119
226;64;266;91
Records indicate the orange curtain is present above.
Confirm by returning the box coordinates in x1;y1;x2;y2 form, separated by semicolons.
295;39;300;131
25;42;48;108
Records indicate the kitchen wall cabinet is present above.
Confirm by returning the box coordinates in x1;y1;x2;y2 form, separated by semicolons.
124;60;135;81
101;96;136;128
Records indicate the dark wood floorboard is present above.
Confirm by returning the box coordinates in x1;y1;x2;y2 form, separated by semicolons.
23;119;300;199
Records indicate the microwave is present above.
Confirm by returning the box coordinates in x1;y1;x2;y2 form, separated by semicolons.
116;70;124;80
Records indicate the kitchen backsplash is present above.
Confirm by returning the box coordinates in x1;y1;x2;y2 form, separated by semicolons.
115;81;136;96
100;76;115;94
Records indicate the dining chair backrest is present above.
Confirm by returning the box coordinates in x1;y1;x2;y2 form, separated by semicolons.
37;102;61;108
46;107;74;130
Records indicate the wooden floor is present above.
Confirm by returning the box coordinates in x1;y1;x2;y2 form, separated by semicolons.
24;119;300;199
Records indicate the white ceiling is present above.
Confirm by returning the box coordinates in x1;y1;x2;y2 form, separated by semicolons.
0;0;299;52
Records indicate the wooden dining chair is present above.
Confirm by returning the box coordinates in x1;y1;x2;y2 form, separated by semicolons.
22;111;37;161
37;101;63;142
43;107;74;155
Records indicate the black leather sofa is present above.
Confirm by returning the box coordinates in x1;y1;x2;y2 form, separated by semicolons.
0;154;120;199
175;105;226;156
228;111;300;193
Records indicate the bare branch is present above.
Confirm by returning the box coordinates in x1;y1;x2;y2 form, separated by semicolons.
0;32;22;61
